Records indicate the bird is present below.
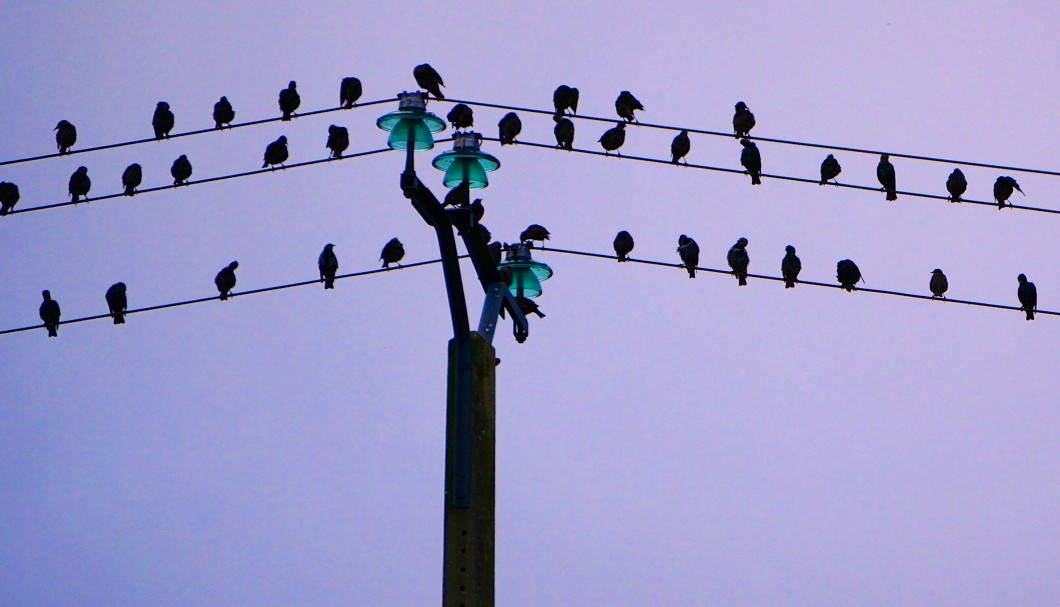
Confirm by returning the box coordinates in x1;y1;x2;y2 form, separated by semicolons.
677;235;700;278
781;245;801;288
733;101;755;138
215;261;238;300
326;126;349;159
727;237;750;286
318;244;339;289
152;101;174;139
488;241;504;266
69;166;91;203
0;181;20;215
520;224;551;244
340;76;362;108
470;198;484;223
516;296;546;318
836;259;862;291
262;136;288;168
820;154;841;185
740;138;762;185
477;223;492;243
599;122;626;155
615;91;644;123
1017;273;1037;320
613;230;634;262
443;180;470;208
413;64;445;99
121;163;142;196
946;168;967;203
877;154;897;201
381;237;405;268
171;154;192;185
447;103;473;130
671;130;690;164
993;176;1024;209
213;96;235;128
54;120;77;154
929;269;948;299
39;290;61;337
554;116;575;150
498;112;521;145
105;282;127;324
279;81;300;120
553;85;579;116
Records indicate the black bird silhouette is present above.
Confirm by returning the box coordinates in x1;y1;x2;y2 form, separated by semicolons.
727;237;750;286
599;122;626;155
0;181;20;215
262;136;288;168
498;112;521;145
877;154;897;201
993;176;1024;209
836;259;862;292
54;120;77;154
477;223;492;243
447;104;474;130
945;168;967;202
69;166;91;203
671;130;690;164
381;237;405;268
105;282;127;324
318;244;339;289
930;269;948;299
39;290;61;337
413;64;445;99
554;115;575;150
488;241;504;266
215;261;238;300
553;85;579;116
340;77;362;108
326;126;349;159
517;296;546;318
520;224;551;244
677;235;700;278
781;245;801;288
213;96;235;128
443;180;470;208
733;101;755;138
171;154;192;185
615;91;644;123
279;81;300;121
740;138;762;185
1017;273;1037;320
470;198;484;223
121;163;142;196
613;230;634;262
152;101;174;139
820;154;841;185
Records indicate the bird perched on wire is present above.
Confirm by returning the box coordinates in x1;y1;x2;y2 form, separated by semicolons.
381;238;405;268
213;96;235;129
54;120;76;154
0;181;20;215
740;138;762;185
520;224;551;244
215;262;238;300
877;154;897;201
318;244;339;289
553;85;579;116
733;101;755;138
781;245;801;288
69;166;91;203
1017;273;1037;320
39;290;61;337
613;230;634;262
836;259;862;292
820;154;841;185
326;126;349;159
615;91;644;123
105;282;127;324
152;101;174;139
671;130;690;164
677;235;700;278
727;237;750;286
554;115;575;150
599;122;626;155
447;103;473;130
993;176;1024;209
929;269;948;299
517;296;546;318
340;77;362;108
946;168;967;203
498;112;521;145
414;64;445;99
121;163;142;196
171;154;192;185
279;81;300;121
262;136;288;168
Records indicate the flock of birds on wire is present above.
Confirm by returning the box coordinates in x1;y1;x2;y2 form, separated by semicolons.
1;64;1044;337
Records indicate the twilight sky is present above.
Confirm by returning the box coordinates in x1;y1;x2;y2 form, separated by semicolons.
1;2;1058;606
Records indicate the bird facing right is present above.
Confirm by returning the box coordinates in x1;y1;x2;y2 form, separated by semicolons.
279;81;300;121
122;163;142;196
263;136;289;168
993;176;1024;209
498;112;522;145
520;224;551;244
381;238;405;268
599;122;626;155
553;85;579;116
413;64;445;99
677;235;700;278
929;269;948;299
671;130;690;164
152;101;174;139
877;154;897;201
836;259;862;291
69;166;91;203
171;154;192;185
0;181;21;215
340;77;363;109
326;126;349;159
1017;274;1037;320
820;154;841;185
215;261;239;300
213;96;235;128
615;91;644;123
733;101;755;138
554;115;575;150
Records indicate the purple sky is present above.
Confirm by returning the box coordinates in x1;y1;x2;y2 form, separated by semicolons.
2;2;1058;605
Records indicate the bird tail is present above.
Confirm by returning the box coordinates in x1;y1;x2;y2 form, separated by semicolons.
324;278;334;289
220;292;228;301
1027;309;1035;321
282;112;291;121
687;267;695;278
124;186;134;196
785;279;794;288
113;313;124;325
752;174;761;185
47;324;58;337
738;275;747;286
887;189;897;201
